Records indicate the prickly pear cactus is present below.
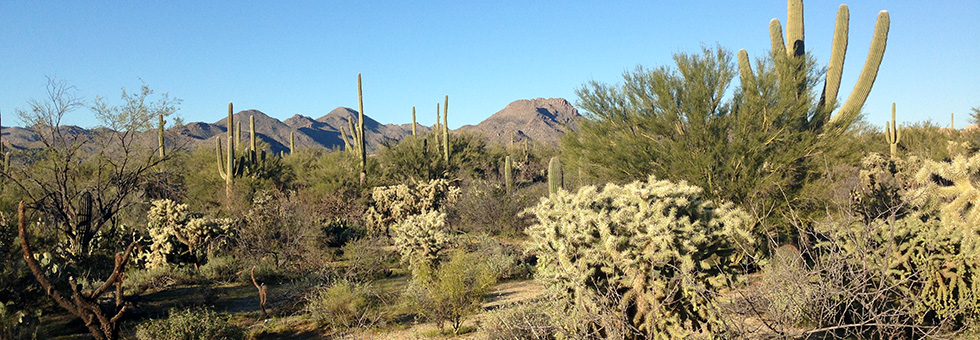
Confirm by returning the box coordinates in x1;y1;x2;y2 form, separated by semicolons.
527;176;754;339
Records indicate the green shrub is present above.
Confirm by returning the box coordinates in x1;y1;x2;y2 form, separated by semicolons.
305;280;382;330
527;176;754;339
198;255;240;283
135;307;243;340
339;236;396;281
403;250;496;335
124;265;197;294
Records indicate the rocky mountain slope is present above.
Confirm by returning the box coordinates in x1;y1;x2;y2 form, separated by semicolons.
0;98;581;154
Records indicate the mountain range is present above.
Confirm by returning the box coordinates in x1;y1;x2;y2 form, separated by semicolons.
0;98;581;154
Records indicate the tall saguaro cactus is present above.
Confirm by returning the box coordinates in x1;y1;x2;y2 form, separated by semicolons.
216;102;235;199
886;102;901;158
504;155;513;192
443;95;449;164
357;73;367;185
412;106;417;137
548;156;563;195
158;112;166;158
289;131;295;155
739;0;890;131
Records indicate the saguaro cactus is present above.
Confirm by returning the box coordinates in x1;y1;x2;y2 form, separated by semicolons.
357;73;367;185
290;131;295;155
738;0;890;130
504;155;513;192
0;113;8;173
443;95;449;164
412;106;417;137
886;103;902;158
215;102;235;199
548;156;563;195
158;112;165;158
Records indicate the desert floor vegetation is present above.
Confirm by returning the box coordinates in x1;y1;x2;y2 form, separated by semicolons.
3;1;980;339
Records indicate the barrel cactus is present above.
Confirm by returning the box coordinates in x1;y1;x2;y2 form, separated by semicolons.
527;176;754;339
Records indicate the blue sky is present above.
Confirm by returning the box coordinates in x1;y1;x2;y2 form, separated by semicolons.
1;1;977;129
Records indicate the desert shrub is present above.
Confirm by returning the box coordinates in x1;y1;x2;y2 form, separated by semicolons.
459;233;533;280
0;302;39;340
135;307;243;340
392;210;452;272
527;176;754;339
338;236;397;281
751;148;980;338
236;189;333;275
376;132;504;183
198;255;240;283
124;265;197;294
403;250;497;335
456;179;534;236
481;300;555;340
144;199;232;268
363;178;460;237
305;280;384;330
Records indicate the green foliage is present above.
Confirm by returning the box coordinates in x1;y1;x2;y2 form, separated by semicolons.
404;250;497;335
970;106;980;126
305;280;383;330
564;45;864;240
135;307;243;340
363;178;460;237
527;176;754;339
376;131;502;182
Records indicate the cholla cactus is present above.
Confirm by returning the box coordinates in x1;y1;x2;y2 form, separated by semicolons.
392;210;451;271
914;143;980;228
146;199;232;268
527;176;754;338
363;179;461;237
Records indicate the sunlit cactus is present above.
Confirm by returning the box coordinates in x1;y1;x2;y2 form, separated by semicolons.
504;155;513;192
738;0;890;130
548;156;563;195
215;102;235;199
158;112;165;158
886;102;902;158
443;95;449;164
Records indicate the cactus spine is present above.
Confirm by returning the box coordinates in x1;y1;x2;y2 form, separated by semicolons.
886;102;901;158
504;156;513;192
443;95;449;164
216;102;235;199
412;106;417;137
738;0;890;130
548;156;563;195
357;73;366;185
158;112;165;158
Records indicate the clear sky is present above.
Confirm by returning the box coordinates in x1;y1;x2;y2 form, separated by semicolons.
1;1;977;129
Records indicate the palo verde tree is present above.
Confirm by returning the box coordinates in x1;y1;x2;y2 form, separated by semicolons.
4;78;180;260
565;1;889;236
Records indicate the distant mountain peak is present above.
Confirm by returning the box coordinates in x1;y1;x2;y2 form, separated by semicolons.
459;97;580;145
